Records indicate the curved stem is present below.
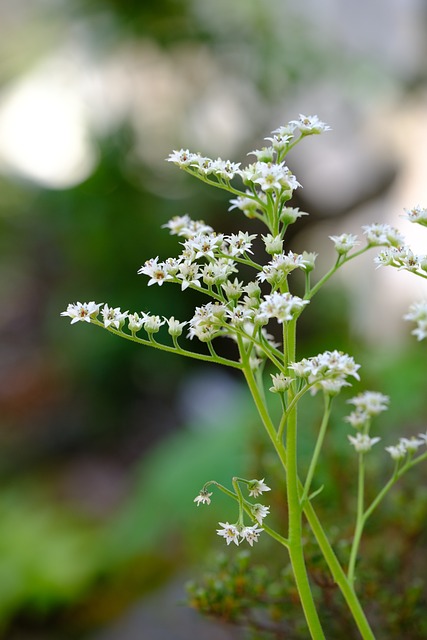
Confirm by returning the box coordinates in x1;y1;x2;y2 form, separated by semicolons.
92;320;243;370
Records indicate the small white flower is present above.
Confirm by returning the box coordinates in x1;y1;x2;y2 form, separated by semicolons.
61;301;101;324
362;223;405;248
269;372;292;394
418;432;427;444
221;278;244;301
248;478;271;498
166;149;197;167
347;391;390;416
138;257;172;286
128;312;144;333
251;504;270;524
165;316;187;337
403;205;427;227
386;443;407;460
280;207;308;224
248;146;275;162
193;490;212;506
142;313;165;334
301;251;318;272
101;304;128;329
404;300;427;340
240;524;264;546
345;411;370;429
259;292;309;323
399;437;424;454
177;262;202;291
216;522;240;545
329;233;359;254
289;114;331;135
348;433;381;453
262;233;283;255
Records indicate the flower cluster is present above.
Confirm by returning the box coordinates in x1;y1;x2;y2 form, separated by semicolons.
194;478;270;547
386;435;426;461
216;522;264;547
345;391;389;429
348;433;381;453
290;350;361;389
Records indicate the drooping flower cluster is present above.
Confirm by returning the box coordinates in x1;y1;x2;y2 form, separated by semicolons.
194;477;270;547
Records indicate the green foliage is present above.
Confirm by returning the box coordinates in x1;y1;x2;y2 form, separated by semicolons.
0;489;99;626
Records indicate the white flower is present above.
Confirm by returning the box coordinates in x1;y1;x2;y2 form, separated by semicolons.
348;433;381;453
240;524;264;546
165;316;187;337
177;262;202;291
269;372;292;394
248;478;271;498
404;301;427;340
61;301;101;324
222;278;244;301
190;154;214;175
265;125;295;150
329;233;359;254
280;207;308;224
142;313;165;334
166;149;197;167
345;411;369;429
216;522;240;545
289;114;331;135
301;251;318;271
252;161;300;193
262;234;283;255
225;231;257;257
193;490;212;506
290;350;360;382
138;257;172;286
310;378;350;397
251;504;270;524
347;391;389;416
210;158;241;180
399;437;424;454
101;304;128;329
418;432;427;444
128;312;144;333
258;292;309;323
228;192;260;217
386;443;407;460
403;205;427;227
362;223;405;247
248;146;275;162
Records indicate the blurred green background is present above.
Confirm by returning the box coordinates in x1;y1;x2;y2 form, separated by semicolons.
1;1;427;638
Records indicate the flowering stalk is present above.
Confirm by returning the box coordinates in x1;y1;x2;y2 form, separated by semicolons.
61;115;427;640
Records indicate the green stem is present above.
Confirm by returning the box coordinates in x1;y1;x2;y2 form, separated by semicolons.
348;453;365;585
93;321;243;370
301;395;333;504
306;247;370;301
284;319;326;639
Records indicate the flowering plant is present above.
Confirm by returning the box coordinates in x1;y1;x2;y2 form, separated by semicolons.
61;115;427;639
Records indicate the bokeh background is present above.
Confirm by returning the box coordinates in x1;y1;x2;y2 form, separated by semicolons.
1;1;427;638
